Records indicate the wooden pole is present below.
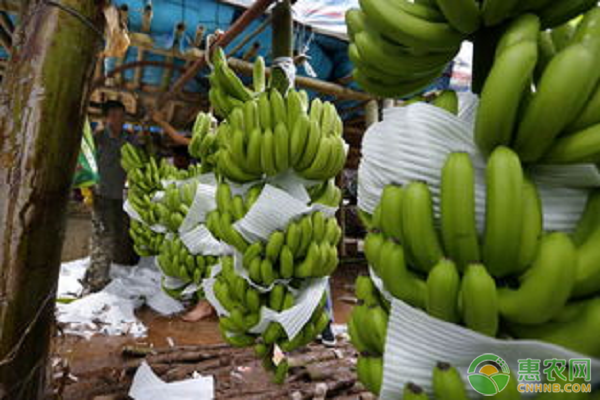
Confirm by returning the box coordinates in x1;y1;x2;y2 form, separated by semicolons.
270;0;293;94
0;1;104;398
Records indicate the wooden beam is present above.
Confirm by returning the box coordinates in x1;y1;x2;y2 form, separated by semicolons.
125;34;374;101
0;0;18;13
0;1;103;398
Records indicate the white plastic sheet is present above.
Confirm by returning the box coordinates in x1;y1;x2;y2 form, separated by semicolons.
358;98;596;233
129;361;214;400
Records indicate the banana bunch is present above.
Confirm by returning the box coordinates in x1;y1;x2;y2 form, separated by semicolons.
121;142;149;173
346;0;598;99
347;277;389;395
129;219;165;257
188;112;219;169
211;89;346;183
475;7;600;162
213;257;330;383
208;48;265;118
308;179;343;208
155;180;197;232
156;235;217;284
240;212;342;285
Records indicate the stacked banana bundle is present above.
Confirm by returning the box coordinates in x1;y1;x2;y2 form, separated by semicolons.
154;180;198;232
205;49;346;184
476;8;600;163
346;0;598;98
200;49;347;382
212;257;331;383
156;235;218;301
121;143;165;256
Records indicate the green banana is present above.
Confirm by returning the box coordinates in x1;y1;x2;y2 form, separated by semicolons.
542;123;600;164
482;146;524;277
260;127;278;177
440;152;480;270
568;82;600;133
433;362;468;400
516;178;543;272
572;190;600;245
431;90;459;115
508;298;600;358
265;230;285;262
495;14;541;57
402;181;443;273
435;0;480;34
378;239;427;309
289;114;311;167
364;232;385;271
253;56;266;93
539;0;598;29
295;120;322;170
499;232;576;324
353;67;444;99
379;184;405;242
514;43;600;162
572;225;600;298
481;0;520;27
358;0;464;51
426;259;460;323
273;122;290;173
475;41;538;155
285;221;301;257
461;263;499;337
279;245;294;279
404;383;430;400
551;21;577;51
260;259;275;286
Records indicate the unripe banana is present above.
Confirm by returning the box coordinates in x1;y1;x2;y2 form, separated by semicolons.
475;41;538;155
572;226;600;298
295;120;322;170
270;89;286;127
364;232;385;271
402;181;443;273
297;215;314;256
499;233;576;324
286;90;303;133
481;0;520;27
508;298;600;358
435;0;480;34
404;383;430;400
539;0;598;29
289;114;311;167
279;245;294;279
258;92;272;131
253;56;266;93
285;221;301;257
440;152;480;271
312;211;326;243
483;146;524;277
260;127;278;177
378;239;427;309
265;230;285;262
379;184;405;242
461;263;499;337
431;90;459;115
358;0;464;51
426;259;460;323
273;122;290;173
572;190;600;245
495;14;541;57
260;259;275;286
433;362;468;400
245;288;261;313
516;178;543;272
542;123;600;164
269;284;285;311
514;43;600;162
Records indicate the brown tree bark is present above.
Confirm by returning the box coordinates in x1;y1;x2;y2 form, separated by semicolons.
0;1;104;398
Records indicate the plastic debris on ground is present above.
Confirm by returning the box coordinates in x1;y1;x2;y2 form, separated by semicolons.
129;361;214;400
56;257;184;339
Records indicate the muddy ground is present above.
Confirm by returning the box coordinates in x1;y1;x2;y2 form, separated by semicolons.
50;262;367;399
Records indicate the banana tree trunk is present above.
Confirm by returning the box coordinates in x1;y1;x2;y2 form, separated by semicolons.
0;1;104;398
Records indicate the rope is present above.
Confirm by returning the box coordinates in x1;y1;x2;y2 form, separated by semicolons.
45;0;104;38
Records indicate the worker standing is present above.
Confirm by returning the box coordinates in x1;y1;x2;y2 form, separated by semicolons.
83;101;140;293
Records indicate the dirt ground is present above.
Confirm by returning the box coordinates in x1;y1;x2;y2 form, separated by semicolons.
51;262;366;399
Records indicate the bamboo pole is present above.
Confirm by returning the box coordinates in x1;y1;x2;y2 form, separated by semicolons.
0;1;103;398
